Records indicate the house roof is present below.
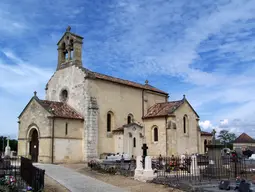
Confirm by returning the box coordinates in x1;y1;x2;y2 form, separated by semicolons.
201;131;213;136
82;67;168;95
19;96;83;120
233;133;255;144
143;95;199;119
38;99;84;120
143;99;184;118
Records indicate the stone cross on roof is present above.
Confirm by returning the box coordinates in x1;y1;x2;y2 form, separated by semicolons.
66;26;71;32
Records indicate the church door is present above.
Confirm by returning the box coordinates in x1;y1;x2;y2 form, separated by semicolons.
30;130;39;162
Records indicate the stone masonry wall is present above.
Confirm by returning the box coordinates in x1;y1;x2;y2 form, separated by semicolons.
18;99;52;163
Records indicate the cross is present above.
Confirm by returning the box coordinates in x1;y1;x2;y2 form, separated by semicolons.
141;143;148;168
66;26;71;32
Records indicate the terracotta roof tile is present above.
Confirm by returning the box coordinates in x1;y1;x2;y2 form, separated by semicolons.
201;131;213;136
82;67;168;95
234;133;255;143
143;100;184;118
39;100;83;120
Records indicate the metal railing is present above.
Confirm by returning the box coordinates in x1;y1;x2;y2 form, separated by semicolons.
151;155;250;186
20;156;45;192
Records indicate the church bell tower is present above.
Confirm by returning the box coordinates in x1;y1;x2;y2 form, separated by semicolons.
56;26;83;70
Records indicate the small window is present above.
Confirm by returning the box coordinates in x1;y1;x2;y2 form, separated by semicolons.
107;112;112;132
183;115;187;134
133;137;136;148
153;127;158;142
127;114;133;124
65;123;68;135
60;89;68;102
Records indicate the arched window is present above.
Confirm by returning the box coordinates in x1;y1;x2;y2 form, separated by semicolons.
127;114;133;124
133;137;136;148
107;112;112;132
183;115;187;134
153;127;159;142
60;89;68;102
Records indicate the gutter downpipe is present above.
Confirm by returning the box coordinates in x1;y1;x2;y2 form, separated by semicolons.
51;117;55;164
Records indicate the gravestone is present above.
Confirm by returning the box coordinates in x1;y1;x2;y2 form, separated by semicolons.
190;155;200;176
143;156;156;181
4;137;11;158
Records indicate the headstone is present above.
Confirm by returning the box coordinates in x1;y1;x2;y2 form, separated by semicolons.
135;156;143;171
145;156;152;170
143;156;156;181
134;156;143;181
4;136;11;157
190;155;200;176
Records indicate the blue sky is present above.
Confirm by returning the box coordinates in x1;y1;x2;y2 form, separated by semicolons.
1;0;255;139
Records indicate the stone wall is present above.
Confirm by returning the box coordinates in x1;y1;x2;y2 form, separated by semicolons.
173;101;199;155
89;79;167;156
45;65;87;115
143;117;167;156
54;138;83;163
18;99;52;163
53;118;83;163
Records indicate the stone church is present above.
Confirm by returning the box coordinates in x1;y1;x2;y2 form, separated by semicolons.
18;27;212;163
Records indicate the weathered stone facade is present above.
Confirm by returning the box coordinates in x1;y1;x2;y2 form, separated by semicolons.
18;27;211;163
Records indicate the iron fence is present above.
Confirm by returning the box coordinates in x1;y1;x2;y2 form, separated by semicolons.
0;156;27;191
151;155;250;188
20;156;45;192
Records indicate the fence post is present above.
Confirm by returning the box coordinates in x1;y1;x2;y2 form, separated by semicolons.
234;157;237;178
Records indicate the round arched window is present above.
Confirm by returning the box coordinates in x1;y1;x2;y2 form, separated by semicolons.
60;89;68;102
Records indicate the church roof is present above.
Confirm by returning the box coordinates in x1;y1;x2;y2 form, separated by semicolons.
201;131;213;136
143;99;184;118
39;100;84;120
233;133;255;144
82;67;168;95
143;96;199;119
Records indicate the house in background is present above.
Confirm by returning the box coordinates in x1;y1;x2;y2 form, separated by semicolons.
233;133;255;152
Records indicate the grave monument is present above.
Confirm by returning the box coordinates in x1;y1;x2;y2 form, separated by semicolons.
204;129;225;178
4;137;11;158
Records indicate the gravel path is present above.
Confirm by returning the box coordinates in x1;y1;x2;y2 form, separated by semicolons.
34;163;126;192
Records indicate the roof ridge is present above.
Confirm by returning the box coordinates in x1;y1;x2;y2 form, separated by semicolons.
81;67;168;95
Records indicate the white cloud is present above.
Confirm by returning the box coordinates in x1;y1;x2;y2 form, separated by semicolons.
0;50;53;94
199;120;213;130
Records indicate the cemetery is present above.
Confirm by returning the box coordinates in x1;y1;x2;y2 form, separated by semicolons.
88;132;255;192
0;137;45;192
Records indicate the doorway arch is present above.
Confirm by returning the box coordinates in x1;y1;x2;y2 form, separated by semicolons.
28;128;39;162
204;139;207;154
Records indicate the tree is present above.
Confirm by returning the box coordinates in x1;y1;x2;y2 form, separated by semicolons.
217;130;236;146
0;136;18;153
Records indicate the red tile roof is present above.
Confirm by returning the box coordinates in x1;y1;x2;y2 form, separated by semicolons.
234;133;255;143
83;67;168;95
201;131;213;136
39;100;83;120
143;99;184;118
